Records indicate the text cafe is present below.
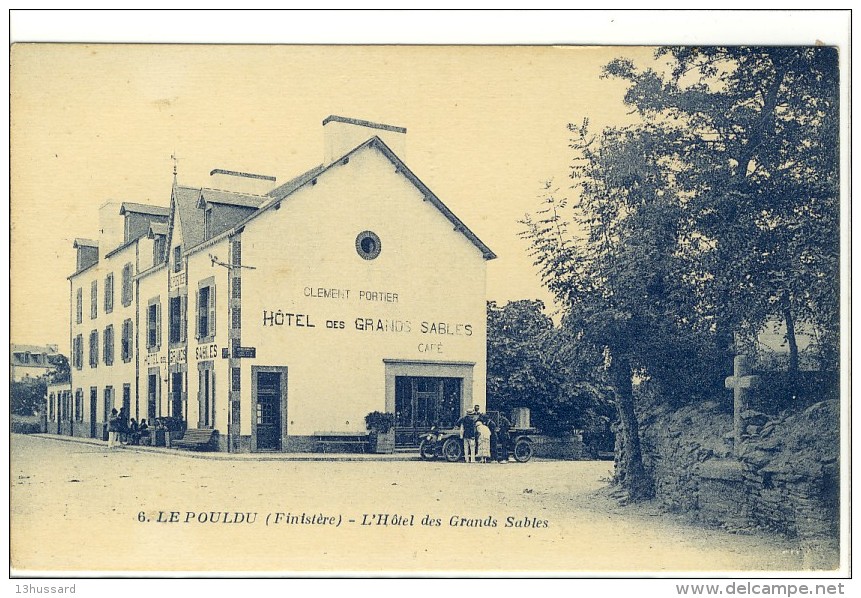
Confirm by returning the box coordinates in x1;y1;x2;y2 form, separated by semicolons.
65;116;495;452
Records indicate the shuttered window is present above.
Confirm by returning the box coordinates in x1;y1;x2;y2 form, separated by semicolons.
104;273;114;314
89;330;99;368
73;334;84;370
104;325;114;366
147;299;162;351
121;263;133;307
90;280;98;319
196;280;216;340
121;319;133;362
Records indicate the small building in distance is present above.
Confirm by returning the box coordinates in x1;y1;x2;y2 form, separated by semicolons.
10;344;63;382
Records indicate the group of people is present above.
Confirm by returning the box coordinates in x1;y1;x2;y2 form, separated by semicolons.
455;405;512;464
107;407;150;448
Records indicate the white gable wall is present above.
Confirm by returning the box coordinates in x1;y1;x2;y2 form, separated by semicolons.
239;144;487;438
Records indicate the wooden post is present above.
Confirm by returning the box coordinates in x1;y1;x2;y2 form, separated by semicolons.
724;354;761;455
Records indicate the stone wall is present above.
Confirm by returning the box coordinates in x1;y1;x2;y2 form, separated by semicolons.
532;434;589;460
638;399;839;569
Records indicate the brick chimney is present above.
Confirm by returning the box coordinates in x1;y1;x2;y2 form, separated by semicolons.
323;115;406;165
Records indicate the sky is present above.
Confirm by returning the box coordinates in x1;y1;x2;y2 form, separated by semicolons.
8;11;850;355
10;43;656;352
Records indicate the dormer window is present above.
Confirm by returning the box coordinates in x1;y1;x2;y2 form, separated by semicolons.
153;236;166;267
173;245;183;273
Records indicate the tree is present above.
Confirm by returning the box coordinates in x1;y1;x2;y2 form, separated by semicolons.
11;377;47;417
486;300;614;438
604;47;840;381
522;124;706;501
49;353;70;383
521;46;839;501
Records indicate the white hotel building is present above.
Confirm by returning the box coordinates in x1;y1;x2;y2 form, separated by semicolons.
55;116;495;451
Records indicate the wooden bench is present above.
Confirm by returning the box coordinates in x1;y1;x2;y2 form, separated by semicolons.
172;428;218;451
312;432;368;453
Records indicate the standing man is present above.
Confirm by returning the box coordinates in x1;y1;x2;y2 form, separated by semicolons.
107;408;119;449
456;405;481;463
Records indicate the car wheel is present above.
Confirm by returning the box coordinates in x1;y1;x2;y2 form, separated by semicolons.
442;438;463;462
513;439;533;463
419;439;436;460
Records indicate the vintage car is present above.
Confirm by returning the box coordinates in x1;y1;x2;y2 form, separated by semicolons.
419;411;536;463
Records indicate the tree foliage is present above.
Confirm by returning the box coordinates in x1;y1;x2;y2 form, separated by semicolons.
606;47;840;375
11;378;47;417
486;299;615;441
49;354;71;384
521;46;839;501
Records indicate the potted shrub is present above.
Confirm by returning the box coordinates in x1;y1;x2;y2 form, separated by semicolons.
365;411;396;454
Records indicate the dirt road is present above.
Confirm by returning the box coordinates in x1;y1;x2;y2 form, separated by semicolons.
11;434;805;574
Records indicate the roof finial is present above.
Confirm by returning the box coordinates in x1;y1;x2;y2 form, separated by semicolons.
170;151;178;181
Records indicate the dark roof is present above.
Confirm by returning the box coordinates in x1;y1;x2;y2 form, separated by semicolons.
11;343;59;355
119;202;170;217
149;222;168;237
188;136;495;261
73;238;98;248
10;344;61;367
323;115;407;134
67;261;98;279
210;168;276;182
104;237;138;259
266;164;325;199
173;185;206;249
198;188;267;209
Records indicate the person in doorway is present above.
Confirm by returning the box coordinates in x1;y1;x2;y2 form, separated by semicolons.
456;406;480;463
107;408;119;449
475;417;491;463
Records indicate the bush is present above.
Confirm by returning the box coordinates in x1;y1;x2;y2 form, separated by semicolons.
365;411;395;434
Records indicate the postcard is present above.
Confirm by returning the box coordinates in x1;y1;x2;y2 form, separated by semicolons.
8;11;851;583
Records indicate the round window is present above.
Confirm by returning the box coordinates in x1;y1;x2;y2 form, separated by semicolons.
355;230;382;260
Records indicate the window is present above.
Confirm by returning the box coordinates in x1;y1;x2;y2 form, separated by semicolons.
169;295;187;344
356;230;382;260
196;281;216;340
173;245;183;273
76;288;83;324
103;324;114;366
104;273;114;314
153;236;166;267
121;263;133;307
204;209;213;239
73;334;84;370
90;280;98;319
89;330;99;368
49;392;55;421
121;319;133;362
147;299;161;351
